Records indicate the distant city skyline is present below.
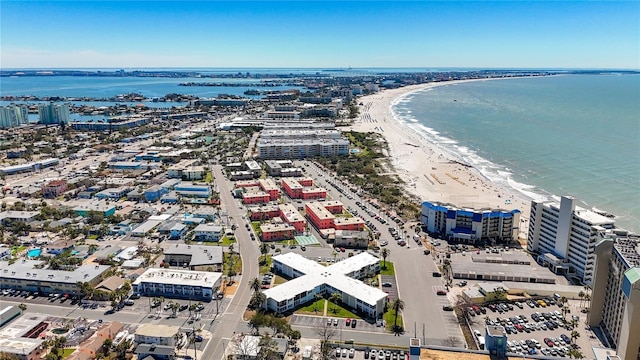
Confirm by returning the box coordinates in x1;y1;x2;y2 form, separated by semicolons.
1;1;638;69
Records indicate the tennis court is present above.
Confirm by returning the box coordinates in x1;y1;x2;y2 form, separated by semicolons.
295;235;320;246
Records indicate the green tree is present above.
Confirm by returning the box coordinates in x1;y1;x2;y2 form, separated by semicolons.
249;277;261;293
381;248;390;269
391;298;405;328
329;292;341;314
249;291;266;310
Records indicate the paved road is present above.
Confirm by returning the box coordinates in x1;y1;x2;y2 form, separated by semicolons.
300;161;464;346
201;164;262;360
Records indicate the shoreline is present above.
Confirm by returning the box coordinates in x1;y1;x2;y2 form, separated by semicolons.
348;78;533;239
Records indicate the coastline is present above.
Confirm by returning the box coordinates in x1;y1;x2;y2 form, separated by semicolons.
348;79;532;239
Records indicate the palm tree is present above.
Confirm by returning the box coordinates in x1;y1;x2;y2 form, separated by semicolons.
562;305;570;321
381;248;390;269
570;330;580;344
578;290;585;308
329;292;341;314
260;242;269;259
391;298;405;328
249;277;261;293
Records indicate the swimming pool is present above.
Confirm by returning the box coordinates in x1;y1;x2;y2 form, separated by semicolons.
27;248;41;258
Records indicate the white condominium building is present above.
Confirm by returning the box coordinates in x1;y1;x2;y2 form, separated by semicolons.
527;195;616;285
589;230;640;360
263;252;387;319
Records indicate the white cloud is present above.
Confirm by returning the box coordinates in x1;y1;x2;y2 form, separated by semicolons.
1;47;210;68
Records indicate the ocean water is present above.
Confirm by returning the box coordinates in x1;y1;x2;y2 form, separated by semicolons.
392;75;640;232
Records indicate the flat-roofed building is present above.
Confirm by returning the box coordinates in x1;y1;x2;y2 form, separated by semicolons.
41;180;67;198
163;244;223;271
249;205;280;221
528;195;616;284
0;211;40;225
278;203;306;233
333;216;365;231
261;223;297;242
257;138;350;159
193;224;223;242
242;189;271;205
301;187;327;200
589;230;640;360
281;178;303;199
334;230;368;249
322;200;343;214
263;252;386;318
72;202;116;217
421;201;520;245
0;260;109;295
174;182;211;198
258;179;280;200
0;313;47;360
132;268;222;302
305;202;334;230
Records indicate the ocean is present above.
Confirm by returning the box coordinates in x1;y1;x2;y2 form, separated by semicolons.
391;74;640;232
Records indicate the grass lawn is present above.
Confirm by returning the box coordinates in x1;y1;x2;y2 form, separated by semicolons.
224;253;242;274
379;261;395;275
60;348;75;358
251;222;262;236
11;246;27;256
259;255;272;275
383;308;404;331
326;302;361;319
297;298;326;315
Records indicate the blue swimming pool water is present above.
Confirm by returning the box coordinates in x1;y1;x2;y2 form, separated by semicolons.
27;248;41;258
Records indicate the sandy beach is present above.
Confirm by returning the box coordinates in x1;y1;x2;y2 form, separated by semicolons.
348;80;531;239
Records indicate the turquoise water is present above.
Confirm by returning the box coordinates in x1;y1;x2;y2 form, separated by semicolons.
392;75;640;232
27;248;41;258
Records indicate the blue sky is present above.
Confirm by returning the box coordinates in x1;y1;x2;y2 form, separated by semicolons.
1;1;638;69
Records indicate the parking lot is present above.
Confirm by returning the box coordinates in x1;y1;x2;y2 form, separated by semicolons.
468;298;597;357
331;346;408;360
289;315;387;334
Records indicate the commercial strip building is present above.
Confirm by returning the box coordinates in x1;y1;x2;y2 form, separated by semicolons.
420;201;520;244
450;251;557;284
527;195;616;284
0;158;60;176
589;230;640;360
263;252;387;319
132;268;223;302
0;260;110;295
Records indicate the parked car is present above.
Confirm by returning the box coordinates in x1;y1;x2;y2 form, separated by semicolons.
436;290;447;296
381;282;392;287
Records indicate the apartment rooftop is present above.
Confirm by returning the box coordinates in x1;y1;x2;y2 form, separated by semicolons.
164;243;223;266
613;233;640;268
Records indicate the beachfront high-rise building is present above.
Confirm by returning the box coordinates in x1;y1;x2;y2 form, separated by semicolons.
420;201;520;245
527;195;616;285
0;105;29;129
589;230;640;360
38;102;70;125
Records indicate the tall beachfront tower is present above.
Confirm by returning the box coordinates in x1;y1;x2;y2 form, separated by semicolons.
589;230;640;360
527;195;616;284
38;102;70;125
0;105;29;128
